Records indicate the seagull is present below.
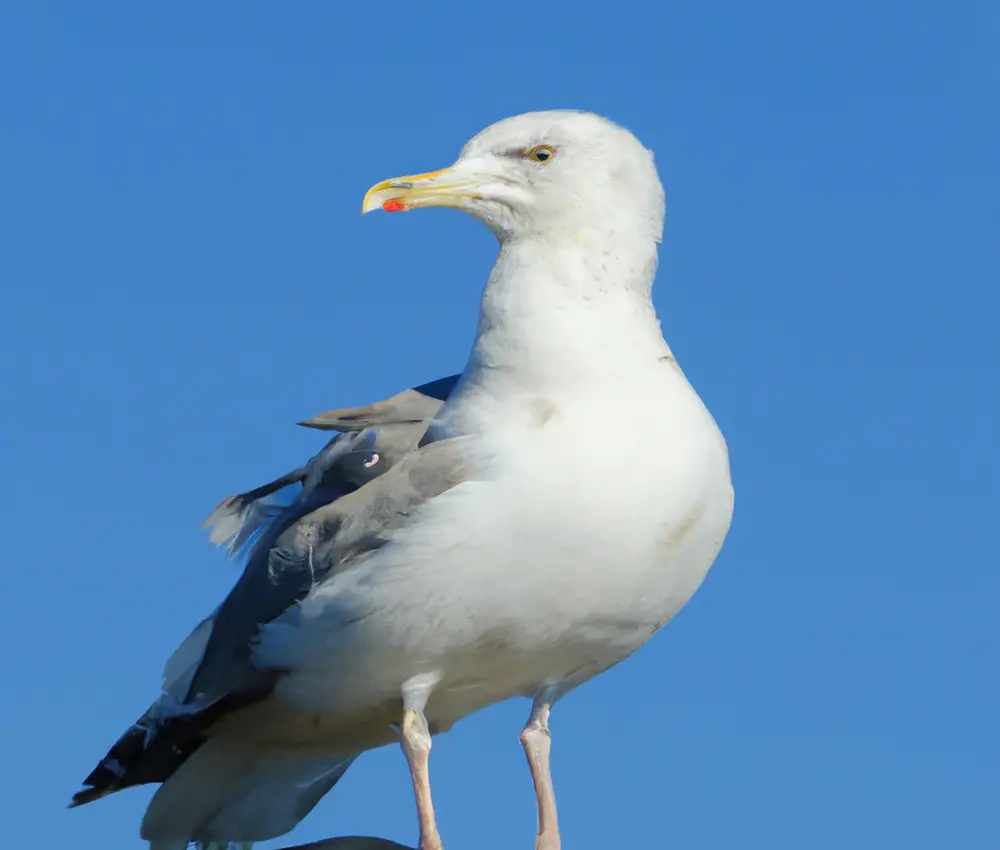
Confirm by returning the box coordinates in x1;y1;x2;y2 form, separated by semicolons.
72;111;735;850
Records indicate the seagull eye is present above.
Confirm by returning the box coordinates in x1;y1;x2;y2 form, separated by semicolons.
526;145;556;163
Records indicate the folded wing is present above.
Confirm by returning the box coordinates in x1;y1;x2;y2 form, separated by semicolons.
72;374;463;807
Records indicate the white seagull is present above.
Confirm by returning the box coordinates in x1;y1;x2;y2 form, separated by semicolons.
73;110;735;850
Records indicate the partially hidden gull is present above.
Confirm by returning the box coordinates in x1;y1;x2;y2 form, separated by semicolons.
72;111;735;850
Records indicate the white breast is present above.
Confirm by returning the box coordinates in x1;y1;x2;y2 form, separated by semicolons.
261;357;733;722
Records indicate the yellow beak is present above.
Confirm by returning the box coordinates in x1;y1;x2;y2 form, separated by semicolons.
362;166;480;214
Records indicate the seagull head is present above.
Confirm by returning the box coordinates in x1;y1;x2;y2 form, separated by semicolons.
362;111;665;244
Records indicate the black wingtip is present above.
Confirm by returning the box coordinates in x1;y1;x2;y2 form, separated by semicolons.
68;785;107;808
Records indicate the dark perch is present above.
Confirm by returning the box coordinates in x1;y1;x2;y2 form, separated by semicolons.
280;839;414;850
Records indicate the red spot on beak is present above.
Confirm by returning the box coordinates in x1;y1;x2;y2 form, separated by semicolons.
383;199;406;212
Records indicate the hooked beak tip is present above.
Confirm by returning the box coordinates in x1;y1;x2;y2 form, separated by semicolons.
362;167;474;214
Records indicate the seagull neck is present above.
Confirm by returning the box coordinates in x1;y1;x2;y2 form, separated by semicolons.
467;233;670;388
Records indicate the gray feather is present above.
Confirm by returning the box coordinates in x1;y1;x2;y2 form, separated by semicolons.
297;375;459;431
73;375;462;808
203;375;460;563
185;437;472;707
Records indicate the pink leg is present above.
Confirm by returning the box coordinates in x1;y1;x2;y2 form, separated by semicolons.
520;690;561;850
401;707;443;850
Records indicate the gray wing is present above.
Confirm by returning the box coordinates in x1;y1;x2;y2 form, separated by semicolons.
203;374;461;560
72;435;471;807
186;436;471;705
298;375;459;431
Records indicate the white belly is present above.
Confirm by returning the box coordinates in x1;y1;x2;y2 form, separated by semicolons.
257;371;734;725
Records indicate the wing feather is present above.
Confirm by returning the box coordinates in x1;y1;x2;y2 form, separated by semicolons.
73;380;467;807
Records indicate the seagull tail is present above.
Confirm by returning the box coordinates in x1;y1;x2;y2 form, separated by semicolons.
141;735;357;848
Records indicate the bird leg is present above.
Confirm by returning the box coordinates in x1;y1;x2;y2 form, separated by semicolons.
401;706;443;850
520;688;561;850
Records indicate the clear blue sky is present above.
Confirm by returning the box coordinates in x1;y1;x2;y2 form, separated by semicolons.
2;2;997;849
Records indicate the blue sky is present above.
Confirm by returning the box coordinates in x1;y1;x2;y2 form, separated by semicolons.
2;2;997;848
